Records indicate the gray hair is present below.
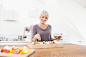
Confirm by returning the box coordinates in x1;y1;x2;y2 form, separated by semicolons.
39;10;49;19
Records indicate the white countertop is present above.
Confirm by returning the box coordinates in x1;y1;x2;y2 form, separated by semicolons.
0;40;85;45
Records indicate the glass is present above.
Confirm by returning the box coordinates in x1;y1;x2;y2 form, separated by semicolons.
53;32;62;39
4;38;6;41
18;36;22;41
11;38;14;41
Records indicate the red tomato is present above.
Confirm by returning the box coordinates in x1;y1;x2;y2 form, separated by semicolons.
49;43;55;44
30;42;32;43
12;48;14;50
13;49;20;54
49;43;52;44
4;49;10;53
20;50;22;52
1;48;4;52
52;42;55;44
12;48;18;50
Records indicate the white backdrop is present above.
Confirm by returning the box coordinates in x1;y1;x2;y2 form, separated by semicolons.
0;0;86;43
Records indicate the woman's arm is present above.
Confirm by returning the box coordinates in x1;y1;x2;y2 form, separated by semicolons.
32;25;41;42
51;38;57;40
32;25;37;42
51;36;61;41
50;25;60;41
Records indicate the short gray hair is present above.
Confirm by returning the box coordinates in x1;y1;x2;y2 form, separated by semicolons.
39;10;49;19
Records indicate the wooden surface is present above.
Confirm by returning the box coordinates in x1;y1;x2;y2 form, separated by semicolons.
27;43;63;48
29;43;86;57
0;43;86;57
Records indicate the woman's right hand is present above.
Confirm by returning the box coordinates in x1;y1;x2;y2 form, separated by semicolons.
34;34;41;40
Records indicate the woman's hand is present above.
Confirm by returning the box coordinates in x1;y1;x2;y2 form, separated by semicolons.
34;34;41;40
55;36;61;41
56;38;61;41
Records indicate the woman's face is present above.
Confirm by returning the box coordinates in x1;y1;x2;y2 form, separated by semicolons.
39;14;48;24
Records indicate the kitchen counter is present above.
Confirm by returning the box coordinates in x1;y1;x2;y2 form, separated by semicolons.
0;40;85;45
30;43;86;57
0;43;86;57
0;41;28;45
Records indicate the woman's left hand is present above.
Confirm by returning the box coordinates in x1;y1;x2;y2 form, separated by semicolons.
55;36;61;41
56;38;61;41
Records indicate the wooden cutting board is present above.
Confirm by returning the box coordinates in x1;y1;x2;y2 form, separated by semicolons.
27;43;63;48
0;49;35;57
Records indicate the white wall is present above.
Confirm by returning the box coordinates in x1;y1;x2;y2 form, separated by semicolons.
0;0;85;42
0;0;46;37
39;0;85;41
0;0;3;22
57;0;86;42
0;4;1;22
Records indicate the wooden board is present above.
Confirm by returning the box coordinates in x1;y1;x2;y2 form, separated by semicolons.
0;49;35;57
27;43;63;48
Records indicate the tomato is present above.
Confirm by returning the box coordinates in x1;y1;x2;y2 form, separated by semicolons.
1;48;4;52
49;43;55;44
34;42;37;44
14;52;20;54
4;49;10;53
20;50;22;52
49;42;52;44
30;42;32;43
12;48;14;50
52;42;55;44
13;49;20;54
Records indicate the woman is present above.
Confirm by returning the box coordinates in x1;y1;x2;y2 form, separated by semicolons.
32;10;61;42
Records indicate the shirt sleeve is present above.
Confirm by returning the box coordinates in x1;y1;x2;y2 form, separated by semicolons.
49;25;53;41
32;25;37;40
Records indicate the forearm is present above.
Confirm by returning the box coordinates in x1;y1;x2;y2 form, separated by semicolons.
51;38;57;41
